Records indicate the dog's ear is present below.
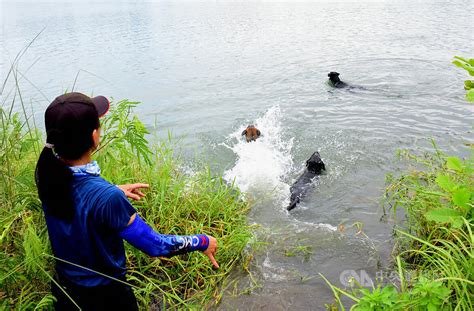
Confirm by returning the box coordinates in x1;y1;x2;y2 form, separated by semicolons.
241;129;247;136
256;129;261;136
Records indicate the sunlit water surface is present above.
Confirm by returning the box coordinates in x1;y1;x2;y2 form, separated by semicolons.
2;0;473;309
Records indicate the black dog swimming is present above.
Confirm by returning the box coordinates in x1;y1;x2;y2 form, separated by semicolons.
328;72;347;88
287;152;326;211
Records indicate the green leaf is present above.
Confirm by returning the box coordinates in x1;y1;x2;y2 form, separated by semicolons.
453;58;474;76
466;89;474;102
446;157;463;172
452;188;471;211
436;174;455;192
454;56;469;63
453;60;463;68
464;80;474;90
425;208;462;224
452;217;464;229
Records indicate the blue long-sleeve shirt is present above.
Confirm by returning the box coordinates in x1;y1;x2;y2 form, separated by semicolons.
43;173;206;287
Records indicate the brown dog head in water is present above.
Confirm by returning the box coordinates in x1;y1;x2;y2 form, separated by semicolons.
241;125;261;142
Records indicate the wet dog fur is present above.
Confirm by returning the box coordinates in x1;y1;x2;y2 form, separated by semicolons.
287;152;326;211
242;125;261;142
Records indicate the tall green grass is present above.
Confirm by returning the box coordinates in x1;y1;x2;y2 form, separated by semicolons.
387;146;473;310
1;72;252;308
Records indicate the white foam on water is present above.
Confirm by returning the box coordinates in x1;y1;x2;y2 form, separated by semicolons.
222;106;293;201
261;256;288;281
293;220;338;232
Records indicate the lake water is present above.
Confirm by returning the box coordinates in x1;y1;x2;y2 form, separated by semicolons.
2;0;473;309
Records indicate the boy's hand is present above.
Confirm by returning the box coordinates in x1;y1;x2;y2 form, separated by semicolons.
117;183;149;201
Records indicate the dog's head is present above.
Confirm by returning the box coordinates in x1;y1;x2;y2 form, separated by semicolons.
242;125;261;142
328;72;341;83
306;151;326;174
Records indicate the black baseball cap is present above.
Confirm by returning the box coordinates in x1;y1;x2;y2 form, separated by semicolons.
45;92;110;152
48;92;110;118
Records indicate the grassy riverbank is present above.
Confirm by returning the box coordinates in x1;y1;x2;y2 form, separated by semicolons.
0;96;252;309
322;146;473;311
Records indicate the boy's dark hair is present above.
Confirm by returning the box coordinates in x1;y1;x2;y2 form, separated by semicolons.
35;92;109;220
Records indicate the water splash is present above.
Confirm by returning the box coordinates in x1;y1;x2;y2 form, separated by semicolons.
223;106;293;201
